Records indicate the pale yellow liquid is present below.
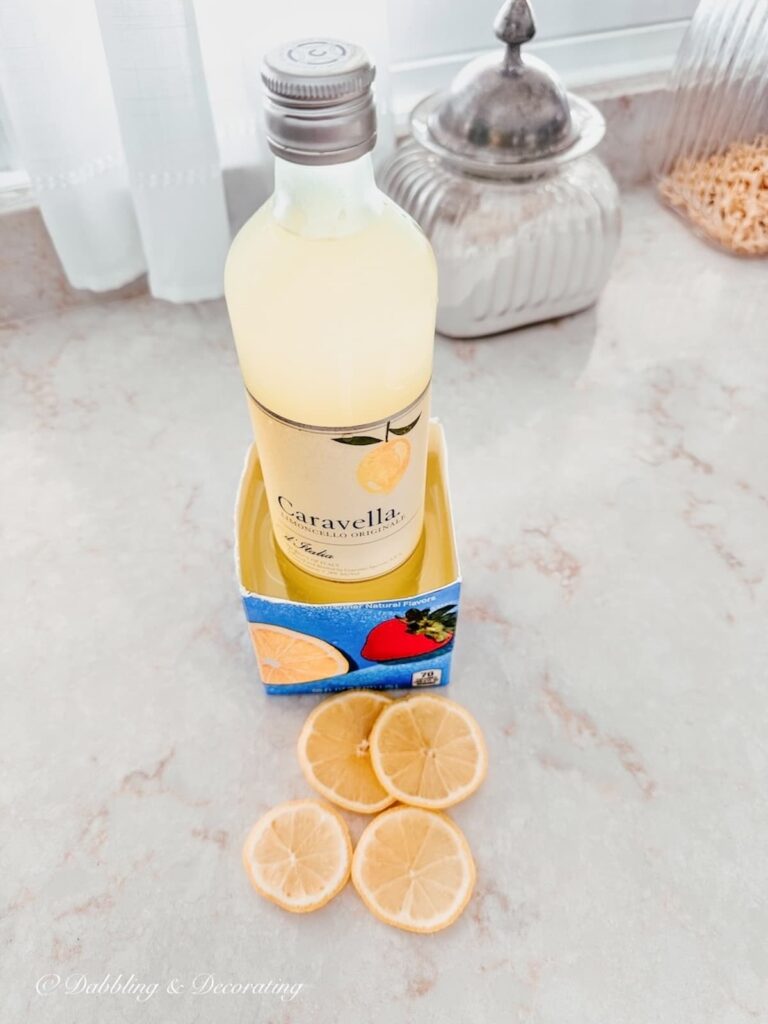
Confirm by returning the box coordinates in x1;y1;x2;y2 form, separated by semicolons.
236;432;458;605
225;155;438;593
225;157;436;427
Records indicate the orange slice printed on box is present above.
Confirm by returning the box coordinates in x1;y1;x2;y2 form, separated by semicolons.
356;438;411;494
298;691;395;814
369;694;487;809
242;800;352;913
248;624;349;685
352;805;476;933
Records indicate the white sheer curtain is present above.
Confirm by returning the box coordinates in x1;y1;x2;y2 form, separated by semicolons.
0;0;393;301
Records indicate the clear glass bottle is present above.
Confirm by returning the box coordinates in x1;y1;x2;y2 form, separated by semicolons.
225;40;437;584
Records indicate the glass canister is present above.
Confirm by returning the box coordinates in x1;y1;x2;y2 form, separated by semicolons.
381;0;621;339
651;0;768;257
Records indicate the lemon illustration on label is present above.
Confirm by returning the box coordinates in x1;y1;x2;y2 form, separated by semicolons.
333;412;421;494
356;438;411;494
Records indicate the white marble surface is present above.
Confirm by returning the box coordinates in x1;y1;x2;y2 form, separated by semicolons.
2;189;767;1023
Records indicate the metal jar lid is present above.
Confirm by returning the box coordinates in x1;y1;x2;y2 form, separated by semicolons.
411;0;605;179
261;39;377;165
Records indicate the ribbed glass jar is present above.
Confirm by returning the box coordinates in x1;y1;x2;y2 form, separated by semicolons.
650;0;768;257
382;142;620;338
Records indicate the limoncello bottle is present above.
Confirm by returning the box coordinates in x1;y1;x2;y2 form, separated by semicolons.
225;39;437;583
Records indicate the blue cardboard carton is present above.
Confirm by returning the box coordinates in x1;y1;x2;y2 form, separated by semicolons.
235;422;461;694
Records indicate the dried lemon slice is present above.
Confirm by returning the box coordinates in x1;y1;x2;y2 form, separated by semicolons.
369;694;487;809
248;624;349;685
298;691;395;814
351;805;475;933
242;800;352;913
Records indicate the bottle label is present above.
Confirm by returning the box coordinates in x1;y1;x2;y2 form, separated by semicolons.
248;385;431;581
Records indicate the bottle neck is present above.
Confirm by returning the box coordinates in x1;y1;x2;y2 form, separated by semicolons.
272;153;382;238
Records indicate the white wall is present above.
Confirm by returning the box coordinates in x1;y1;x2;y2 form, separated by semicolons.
388;0;699;64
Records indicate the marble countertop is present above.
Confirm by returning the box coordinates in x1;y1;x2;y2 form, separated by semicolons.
2;189;767;1024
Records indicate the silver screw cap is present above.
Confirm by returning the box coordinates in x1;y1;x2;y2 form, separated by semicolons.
261;39;377;165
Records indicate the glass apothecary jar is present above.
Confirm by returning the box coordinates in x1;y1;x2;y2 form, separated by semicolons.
381;0;621;338
650;0;768;257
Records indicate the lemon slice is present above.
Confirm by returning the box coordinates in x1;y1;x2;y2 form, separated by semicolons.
242;800;352;913
298;691;395;814
352;805;475;933
369;694;487;809
248;623;349;686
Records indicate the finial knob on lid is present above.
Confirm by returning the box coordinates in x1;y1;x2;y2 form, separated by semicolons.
494;0;536;49
420;0;576;170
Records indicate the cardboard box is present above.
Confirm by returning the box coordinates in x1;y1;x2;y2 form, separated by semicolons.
235;422;461;694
